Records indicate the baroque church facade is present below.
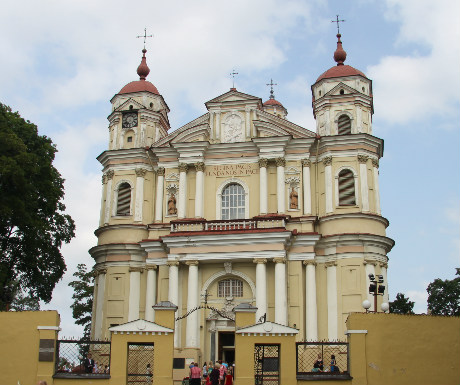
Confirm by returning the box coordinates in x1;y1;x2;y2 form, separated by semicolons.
89;34;394;363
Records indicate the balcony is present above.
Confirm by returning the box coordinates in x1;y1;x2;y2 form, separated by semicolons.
170;215;288;233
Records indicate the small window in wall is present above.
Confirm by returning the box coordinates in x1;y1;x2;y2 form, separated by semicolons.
218;279;243;297
337;114;351;135
338;169;356;205
127;136;133;143
339;89;345;95
117;183;131;215
221;183;245;220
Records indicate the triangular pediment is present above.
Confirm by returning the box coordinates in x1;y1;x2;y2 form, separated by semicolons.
115;98;146;112
155;113;210;147
236;321;299;335
205;89;263;107
324;82;359;98
255;110;316;138
109;319;173;333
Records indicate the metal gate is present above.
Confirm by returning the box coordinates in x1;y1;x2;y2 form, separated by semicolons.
254;344;280;385
127;343;154;385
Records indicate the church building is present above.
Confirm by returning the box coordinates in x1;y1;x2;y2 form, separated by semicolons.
89;33;394;364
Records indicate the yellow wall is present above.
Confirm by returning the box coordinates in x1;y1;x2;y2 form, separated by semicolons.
346;312;460;385
0;310;60;385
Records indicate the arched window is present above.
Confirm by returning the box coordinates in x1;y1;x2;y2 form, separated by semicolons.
337;114;351;135
218;278;243;297
116;182;131;215
338;169;356;205
221;183;245;220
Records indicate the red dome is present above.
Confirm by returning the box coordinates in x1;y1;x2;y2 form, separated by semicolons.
263;98;284;107
316;65;367;82
118;80;160;95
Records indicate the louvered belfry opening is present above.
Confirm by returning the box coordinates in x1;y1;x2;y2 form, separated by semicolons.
337;114;351;135
338;169;356;205
117;182;131;215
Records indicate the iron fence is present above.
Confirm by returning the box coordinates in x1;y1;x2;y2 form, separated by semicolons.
127;342;154;385
296;342;349;375
55;339;111;376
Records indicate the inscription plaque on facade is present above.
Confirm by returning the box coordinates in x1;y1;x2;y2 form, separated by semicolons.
205;164;258;177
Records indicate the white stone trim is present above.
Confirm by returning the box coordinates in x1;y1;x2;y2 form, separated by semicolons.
345;330;368;335
216;178;250;220
37;326;61;331
333;110;354;135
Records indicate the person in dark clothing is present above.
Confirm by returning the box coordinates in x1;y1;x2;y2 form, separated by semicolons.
209;363;220;385
84;353;95;373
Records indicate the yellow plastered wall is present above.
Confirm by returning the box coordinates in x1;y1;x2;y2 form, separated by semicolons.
0;310;59;385
346;313;460;385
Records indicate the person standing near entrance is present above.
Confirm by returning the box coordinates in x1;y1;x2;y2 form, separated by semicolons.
209;363;220;385
190;362;202;385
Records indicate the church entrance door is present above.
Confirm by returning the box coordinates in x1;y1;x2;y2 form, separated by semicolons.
218;331;235;365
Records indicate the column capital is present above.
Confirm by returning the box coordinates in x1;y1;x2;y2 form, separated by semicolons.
101;174;107;184
129;266;144;273
379;262;388;269
178;163;188;173
275;157;286;167
358;154;369;164
166;260;180;267
185;260;199;266
95;268;107;275
105;169;115;180
323;156;332;166
145;264;158;270
195;162;205;172
258;158;268;168
273;257;286;264
372;158;379;168
363;259;377;266
253;258;267;264
301;158;311;167
157;167;165;176
135;168;147;177
303;260;317;266
325;261;337;268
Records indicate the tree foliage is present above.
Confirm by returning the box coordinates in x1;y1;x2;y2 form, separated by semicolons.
389;292;415;314
69;264;94;338
0;103;75;310
427;268;460;316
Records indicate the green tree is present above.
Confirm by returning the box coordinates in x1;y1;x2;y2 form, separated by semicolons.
10;285;40;311
0;103;75;310
69;264;94;338
427;268;460;316
389;292;415;314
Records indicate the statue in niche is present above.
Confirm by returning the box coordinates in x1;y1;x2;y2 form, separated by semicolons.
289;187;298;210
168;193;177;215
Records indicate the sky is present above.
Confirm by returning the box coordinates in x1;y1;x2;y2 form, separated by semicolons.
1;0;459;337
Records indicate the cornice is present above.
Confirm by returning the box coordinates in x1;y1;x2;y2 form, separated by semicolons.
319;212;389;228
317;233;395;253
94;224;148;237
97;148;151;168
89;243;146;259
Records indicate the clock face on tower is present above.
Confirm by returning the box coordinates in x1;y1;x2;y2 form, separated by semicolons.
122;112;138;128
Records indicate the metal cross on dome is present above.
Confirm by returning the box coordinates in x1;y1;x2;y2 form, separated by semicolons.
137;28;153;49
266;78;277;100
331;15;346;34
230;69;238;88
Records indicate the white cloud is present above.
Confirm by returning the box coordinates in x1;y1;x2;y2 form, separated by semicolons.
367;0;460;125
407;289;428;314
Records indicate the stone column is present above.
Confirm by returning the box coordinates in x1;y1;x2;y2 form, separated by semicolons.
128;267;142;322
155;167;165;222
209;112;215;140
245;107;251;137
358;155;369;212
276;158;286;214
274;257;287;325
144;265;157;322
99;174;107;227
326;261;338;340
323;157;333;214
134;168;147;222
215;111;221;140
356;106;362;133
194;162;205;218
254;258;267;322
167;261;180;348
178;163;188;219
380;262;389;305
372;159;381;215
185;261;200;348
301;159;312;215
104;170;114;225
364;260;377;312
303;260;318;341
93;269;106;340
258;158;268;214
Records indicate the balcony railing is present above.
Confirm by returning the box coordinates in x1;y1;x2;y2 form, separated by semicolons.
170;216;287;233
